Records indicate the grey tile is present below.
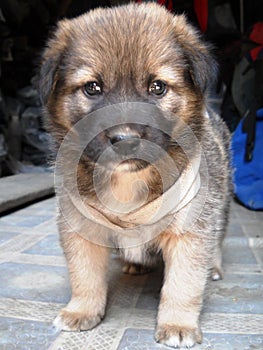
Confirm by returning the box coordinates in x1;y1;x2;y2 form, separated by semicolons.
24;234;63;256
235;207;260;222
0;191;262;350
30;197;55;209
253;248;263;267
242;222;263;239
201;313;263;334
107;258;149;310
226;222;245;237
204;274;263;314
0;317;58;350
117;329;169;349
16;215;54;228
50;326;122;350
222;245;257;264
254;210;263;221
0;262;70;303
224;236;248;247
0;298;61;322
135;270;162;310
223;263;262;275
117;329;263;350
0;230;20;244
199;333;263;350
0;215;29;227
0;214;53;228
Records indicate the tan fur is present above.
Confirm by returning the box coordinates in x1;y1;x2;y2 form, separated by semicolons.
154;232;208;346
54;224;109;331
40;3;231;348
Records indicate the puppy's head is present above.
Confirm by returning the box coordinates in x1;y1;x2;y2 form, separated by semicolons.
40;3;217;173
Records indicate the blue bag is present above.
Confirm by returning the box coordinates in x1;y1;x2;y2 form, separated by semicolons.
232;108;263;210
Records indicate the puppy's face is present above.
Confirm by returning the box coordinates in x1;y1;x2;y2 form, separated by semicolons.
40;4;216;174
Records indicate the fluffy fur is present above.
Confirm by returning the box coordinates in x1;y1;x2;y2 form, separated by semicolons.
40;3;231;348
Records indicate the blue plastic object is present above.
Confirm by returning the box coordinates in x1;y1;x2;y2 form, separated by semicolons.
232;108;263;210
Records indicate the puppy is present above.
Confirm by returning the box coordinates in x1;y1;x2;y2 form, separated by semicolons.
40;3;231;348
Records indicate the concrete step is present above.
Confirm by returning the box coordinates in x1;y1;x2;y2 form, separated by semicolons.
0;173;54;214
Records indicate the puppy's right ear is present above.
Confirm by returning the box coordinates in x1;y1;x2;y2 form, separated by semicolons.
173;15;217;94
39;20;71;105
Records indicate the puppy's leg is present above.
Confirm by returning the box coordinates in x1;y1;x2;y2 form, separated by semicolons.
54;231;109;331
211;239;224;281
211;201;230;281
155;233;209;348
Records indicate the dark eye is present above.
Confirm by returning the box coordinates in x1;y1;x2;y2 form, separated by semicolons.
83;81;102;96
149;80;167;96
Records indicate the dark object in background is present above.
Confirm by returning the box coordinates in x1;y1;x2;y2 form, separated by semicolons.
5;97;22;161
231;23;263;161
195;0;239;40
224;21;263;211
4;85;51;169
1;0;263;177
21;105;51;165
0;131;7;177
0;0;115;177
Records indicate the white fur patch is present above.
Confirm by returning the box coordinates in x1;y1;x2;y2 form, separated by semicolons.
53;315;71;331
165;335;181;347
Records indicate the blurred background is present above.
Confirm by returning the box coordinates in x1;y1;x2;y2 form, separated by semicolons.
0;0;263;210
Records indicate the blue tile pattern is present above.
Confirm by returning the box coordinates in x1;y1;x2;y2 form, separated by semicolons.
204;274;263;314
0;213;53;227
0;317;58;350
0;198;262;349
117;329;263;350
0;230;20;244
24;235;63;256
0;262;69;303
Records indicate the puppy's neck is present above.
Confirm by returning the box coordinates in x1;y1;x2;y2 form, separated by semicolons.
97;161;183;224
93;166;160;216
112;168;157;206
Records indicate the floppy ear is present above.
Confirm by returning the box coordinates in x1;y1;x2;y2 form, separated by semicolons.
39;19;71;105
39;55;60;105
173;15;218;93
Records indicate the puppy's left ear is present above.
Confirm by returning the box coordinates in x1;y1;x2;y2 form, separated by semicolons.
39;19;71;105
173;15;217;93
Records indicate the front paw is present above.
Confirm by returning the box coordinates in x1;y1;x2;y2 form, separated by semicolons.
155;324;202;348
54;309;103;331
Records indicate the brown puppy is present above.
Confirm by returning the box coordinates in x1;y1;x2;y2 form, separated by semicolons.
40;3;231;348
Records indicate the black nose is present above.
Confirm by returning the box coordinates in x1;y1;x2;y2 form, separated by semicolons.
110;134;140;155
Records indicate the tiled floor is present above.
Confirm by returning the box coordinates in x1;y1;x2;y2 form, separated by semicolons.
0;197;262;349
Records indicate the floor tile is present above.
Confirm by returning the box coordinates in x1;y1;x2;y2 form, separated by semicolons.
242;222;263;239
135;270;162;311
0;197;262;349
204;274;263;314
0;317;58;350
222;245;258;264
226;221;244;237
117;329;263;350
24;235;63;256
0;214;53;228
253;248;263;267
0;230;20;244
0;262;70;303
